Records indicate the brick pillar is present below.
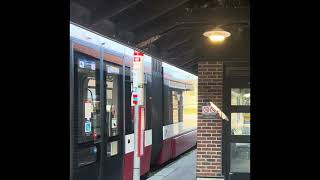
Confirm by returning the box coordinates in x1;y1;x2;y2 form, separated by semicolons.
197;61;224;179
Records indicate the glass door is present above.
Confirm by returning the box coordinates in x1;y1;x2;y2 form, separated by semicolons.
72;42;102;180
100;62;125;180
224;76;250;180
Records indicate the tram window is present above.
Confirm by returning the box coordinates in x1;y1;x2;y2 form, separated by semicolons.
106;74;119;137
77;57;101;144
125;66;133;135
78;146;97;167
125;80;133;134
172;91;182;124
106;141;119;157
145;74;152;130
143;85;148;129
182;88;197;129
163;85;170;125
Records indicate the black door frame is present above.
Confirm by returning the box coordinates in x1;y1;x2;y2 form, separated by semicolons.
101;59;125;180
98;45;105;180
72;44;102;180
223;64;250;180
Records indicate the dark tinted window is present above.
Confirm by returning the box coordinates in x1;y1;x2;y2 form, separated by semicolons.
76;54;101;143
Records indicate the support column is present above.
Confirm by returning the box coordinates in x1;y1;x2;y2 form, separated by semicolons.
197;61;224;180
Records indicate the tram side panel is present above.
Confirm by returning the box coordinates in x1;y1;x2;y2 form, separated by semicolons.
155;63;198;165
141;72;153;175
123;71;133;180
140;55;153;175
71;23;197;180
72;49;197;180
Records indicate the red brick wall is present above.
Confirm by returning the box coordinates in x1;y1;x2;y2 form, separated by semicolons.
197;61;224;178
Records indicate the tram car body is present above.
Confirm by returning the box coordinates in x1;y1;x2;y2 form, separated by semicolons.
70;23;198;180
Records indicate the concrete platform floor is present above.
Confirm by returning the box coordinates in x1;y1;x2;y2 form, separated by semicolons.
146;149;196;180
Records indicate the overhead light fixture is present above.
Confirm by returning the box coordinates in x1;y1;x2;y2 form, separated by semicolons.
203;28;231;43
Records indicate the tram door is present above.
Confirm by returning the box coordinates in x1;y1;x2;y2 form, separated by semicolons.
72;51;102;180
71;40;124;180
101;62;124;180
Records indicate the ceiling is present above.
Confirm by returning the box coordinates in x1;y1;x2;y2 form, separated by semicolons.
71;0;250;75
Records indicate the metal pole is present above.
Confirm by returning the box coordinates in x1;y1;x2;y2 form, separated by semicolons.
98;43;105;180
70;40;74;180
133;105;140;180
133;51;144;180
121;47;126;180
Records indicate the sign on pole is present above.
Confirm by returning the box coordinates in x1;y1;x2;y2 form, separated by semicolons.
132;51;144;106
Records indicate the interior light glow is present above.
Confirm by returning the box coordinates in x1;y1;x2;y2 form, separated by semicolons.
203;28;231;43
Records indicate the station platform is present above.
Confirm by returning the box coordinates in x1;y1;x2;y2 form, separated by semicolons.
146;149;196;180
